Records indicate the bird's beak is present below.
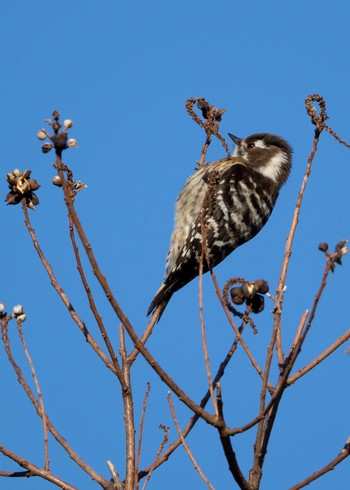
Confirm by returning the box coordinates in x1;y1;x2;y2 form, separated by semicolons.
228;133;242;146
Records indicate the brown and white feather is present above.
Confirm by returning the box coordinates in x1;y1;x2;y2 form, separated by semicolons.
147;133;292;317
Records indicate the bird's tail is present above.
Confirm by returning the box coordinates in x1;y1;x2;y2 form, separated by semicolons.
147;282;173;321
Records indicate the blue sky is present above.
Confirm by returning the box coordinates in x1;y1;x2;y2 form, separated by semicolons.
0;1;349;489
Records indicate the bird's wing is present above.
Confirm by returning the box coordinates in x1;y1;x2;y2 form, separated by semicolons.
164;158;245;277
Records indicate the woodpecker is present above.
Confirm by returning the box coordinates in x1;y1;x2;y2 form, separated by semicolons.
147;133;292;317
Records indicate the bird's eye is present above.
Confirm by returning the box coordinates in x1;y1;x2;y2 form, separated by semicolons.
247;142;255;149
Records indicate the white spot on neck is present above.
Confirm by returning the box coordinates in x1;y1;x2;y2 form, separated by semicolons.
231;146;239;157
257;152;288;183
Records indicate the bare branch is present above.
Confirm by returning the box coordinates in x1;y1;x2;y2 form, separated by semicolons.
274;94;326;365
209;266;267;382
288;437;350;490
128;312;161;364
168;392;215;490
138;330;246;480
216;385;251;490
119;324;136;490
22;203;118;376
68;214;124;380
135;382;151;490
1;318;109;488
0;444;77;490
106;461;123;490
199;209;218;416
17;322;50;471
185;97;230;163
288;328;350;385
141;425;169;490
55;154;216;423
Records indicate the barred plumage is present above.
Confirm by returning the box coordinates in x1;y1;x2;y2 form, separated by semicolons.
147;133;292;317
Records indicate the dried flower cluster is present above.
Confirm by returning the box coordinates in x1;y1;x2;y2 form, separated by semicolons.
5;169;40;209
319;239;348;271
222;278;270;320
0;302;26;322
37;110;86;194
37;110;78;155
229;279;269;314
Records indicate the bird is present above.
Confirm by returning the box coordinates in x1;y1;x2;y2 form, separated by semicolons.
147;132;292;318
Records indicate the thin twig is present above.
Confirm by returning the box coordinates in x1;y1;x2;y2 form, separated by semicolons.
22;203;118;375
0;470;32;477
55;155;215;423
138;331;246;480
248;99;330;486
68;215;124;380
282;253;336;382
294;256;333;346
135;382;151;490
167;393;215;490
1;318;109;488
128;312;160;364
185;97;230;162
216;385;251;490
199;208;218;416
274;94;328;365
106;461;123;490
17;322;50;471
251;324;279;486
0;445;77;490
209;266;267;381
119;323;136;490
287;310;309;355
250;313;309;483
288;437;350;490
141;425;169;490
288;328;350;385
227;355;303;437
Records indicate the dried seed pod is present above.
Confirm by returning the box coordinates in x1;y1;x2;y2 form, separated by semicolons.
37;129;47;140
335;240;348;255
22;169;32;179
74;180;87;192
27;179;40;191
5;191;21;205
242;282;257;299
255;279;269;295
63;119;73;129
68;138;78;148
6;172;17;185
249;294;265;314
318;242;328;253
230;287;245;305
13;304;24;317
13;169;22;177
30;193;40;206
52;175;62;187
42;143;54;153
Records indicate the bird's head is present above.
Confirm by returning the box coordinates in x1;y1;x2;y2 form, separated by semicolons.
229;132;293;187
